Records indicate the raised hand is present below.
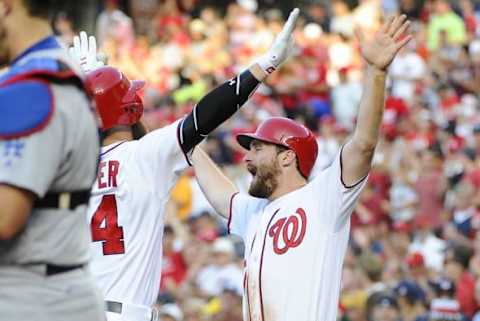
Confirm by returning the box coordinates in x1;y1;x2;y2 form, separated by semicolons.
68;31;105;73
256;8;300;75
355;15;412;71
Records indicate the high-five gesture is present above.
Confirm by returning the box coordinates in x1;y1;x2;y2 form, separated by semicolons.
256;8;299;75
68;31;105;74
355;15;412;71
342;15;412;188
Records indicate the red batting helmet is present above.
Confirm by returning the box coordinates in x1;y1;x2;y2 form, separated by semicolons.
237;117;318;178
84;66;145;131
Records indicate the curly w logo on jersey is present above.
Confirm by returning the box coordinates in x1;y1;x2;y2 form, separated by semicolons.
268;208;307;255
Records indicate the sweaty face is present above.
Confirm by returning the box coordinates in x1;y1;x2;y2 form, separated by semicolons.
246;141;281;198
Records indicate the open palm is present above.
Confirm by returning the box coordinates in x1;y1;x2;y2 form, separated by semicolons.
356;15;412;71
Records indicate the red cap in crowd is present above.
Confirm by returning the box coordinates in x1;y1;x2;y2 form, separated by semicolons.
406;252;425;268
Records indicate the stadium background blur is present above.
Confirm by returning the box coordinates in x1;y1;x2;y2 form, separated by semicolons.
45;0;480;320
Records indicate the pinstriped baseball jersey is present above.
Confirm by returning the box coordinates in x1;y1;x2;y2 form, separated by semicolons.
228;149;367;321
86;120;189;307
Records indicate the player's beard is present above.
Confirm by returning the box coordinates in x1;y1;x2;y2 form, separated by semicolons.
0;23;9;68
248;160;281;198
131;121;148;139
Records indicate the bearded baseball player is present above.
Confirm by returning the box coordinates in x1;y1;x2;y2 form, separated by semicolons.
68;8;300;321
191;15;412;321
0;1;105;321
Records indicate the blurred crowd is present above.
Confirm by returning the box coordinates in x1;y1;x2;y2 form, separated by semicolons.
55;0;480;320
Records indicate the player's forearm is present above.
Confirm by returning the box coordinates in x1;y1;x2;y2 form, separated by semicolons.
351;66;387;151
179;8;299;154
179;69;261;153
0;185;33;240
341;67;386;186
191;147;238;219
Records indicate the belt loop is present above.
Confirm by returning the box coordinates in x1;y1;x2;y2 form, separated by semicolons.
151;307;159;321
58;192;71;209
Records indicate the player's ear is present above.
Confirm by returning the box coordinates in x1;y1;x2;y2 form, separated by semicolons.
279;149;296;168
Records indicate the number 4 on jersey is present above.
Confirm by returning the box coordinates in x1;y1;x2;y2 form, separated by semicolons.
91;194;125;255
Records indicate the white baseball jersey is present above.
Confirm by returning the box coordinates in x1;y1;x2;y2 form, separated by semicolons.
228;148;367;321
87;120;188;307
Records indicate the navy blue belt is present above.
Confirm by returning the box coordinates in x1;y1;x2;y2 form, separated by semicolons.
46;263;84;276
35;190;91;209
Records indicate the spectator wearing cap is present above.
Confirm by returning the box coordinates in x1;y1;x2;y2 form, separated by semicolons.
367;292;403;321
409;217;446;272
395;280;428;321
445;245;477;318
195;237;243;298
405;252;431;296
431;276;457;299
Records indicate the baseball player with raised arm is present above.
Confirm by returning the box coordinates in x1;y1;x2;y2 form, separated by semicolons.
0;1;105;321
68;8;300;321
191;15;412;321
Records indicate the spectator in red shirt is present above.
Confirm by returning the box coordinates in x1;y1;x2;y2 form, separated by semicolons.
414;148;447;230
161;225;187;292
366;166;392;201
298;48;331;119
445;244;478;318
460;0;477;36
352;183;390;229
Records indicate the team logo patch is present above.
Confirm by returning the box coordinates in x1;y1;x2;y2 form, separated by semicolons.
2;140;25;167
268;208;307;255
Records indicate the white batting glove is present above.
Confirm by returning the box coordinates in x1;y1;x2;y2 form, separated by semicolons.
68;31;105;73
255;8;299;75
